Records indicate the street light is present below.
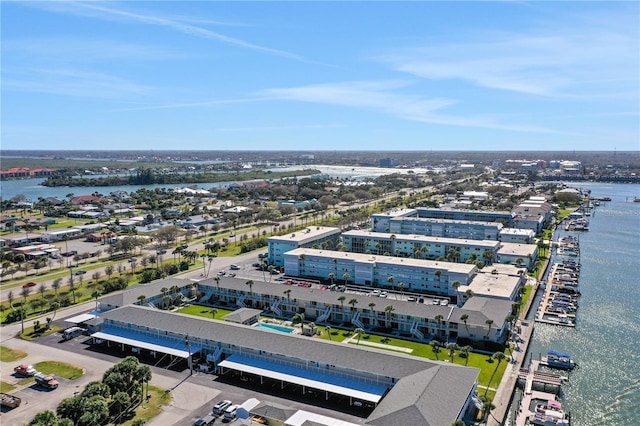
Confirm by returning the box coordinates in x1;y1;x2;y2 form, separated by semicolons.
185;335;193;375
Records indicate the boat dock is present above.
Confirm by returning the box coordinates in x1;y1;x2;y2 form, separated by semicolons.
514;390;571;426
536;260;581;327
517;360;566;394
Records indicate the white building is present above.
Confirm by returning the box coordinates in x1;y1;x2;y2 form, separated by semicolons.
268;227;342;266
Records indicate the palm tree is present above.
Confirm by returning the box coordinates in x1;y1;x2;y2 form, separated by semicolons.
328;272;335;285
459;314;469;334
481;396;496;423
348;298;358;310
46;301;60;329
461;345;473;366
397;282;404;300
292;313;305;333
245;280;254;295
384;305;394;328
434;270;442;281
91;289;101;311
337;295;346;311
210;308;218;319
386;275;395;291
485;352;507;397
137;295;146;306
430;340;441;360
342;273;350;285
451;281;461;304
485;319;494;337
326;325;332;340
447;343;459;363
434;314;443;338
354;327;365;345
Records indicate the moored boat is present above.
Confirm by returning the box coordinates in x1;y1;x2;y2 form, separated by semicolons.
541;350;577;370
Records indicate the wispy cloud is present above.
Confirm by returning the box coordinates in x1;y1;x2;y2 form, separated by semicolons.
214;124;346;132
374;21;637;97
3;68;151;99
32;1;311;62
260;80;570;134
3;37;186;63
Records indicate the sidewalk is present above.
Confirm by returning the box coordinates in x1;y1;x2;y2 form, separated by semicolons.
486;320;534;426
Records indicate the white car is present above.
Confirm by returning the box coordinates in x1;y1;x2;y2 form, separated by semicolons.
379;291;388;298
371;290;381;296
440;299;449;306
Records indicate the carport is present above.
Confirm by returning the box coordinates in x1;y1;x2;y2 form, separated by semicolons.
218;355;386;406
91;327;201;370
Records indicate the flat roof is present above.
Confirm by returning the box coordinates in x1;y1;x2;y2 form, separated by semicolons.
342;230;501;249
219;355;387;403
285;248;477;274
391;216;503;228
497;242;537;257
285;409;361;426
268;226;341;244
92;327;201;358
65;313;97;324
464;273;520;299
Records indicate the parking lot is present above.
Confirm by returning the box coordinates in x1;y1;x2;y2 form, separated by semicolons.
1;305;369;426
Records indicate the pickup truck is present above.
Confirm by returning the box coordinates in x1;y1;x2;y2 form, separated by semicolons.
14;364;37;377
0;392;22;408
35;372;59;390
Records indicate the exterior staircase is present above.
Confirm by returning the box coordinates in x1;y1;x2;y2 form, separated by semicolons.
237;295;247;308
271;300;282;316
411;320;425;340
351;312;364;329
317;306;333;323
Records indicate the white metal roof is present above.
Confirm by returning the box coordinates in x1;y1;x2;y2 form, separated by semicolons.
65;313;97;324
218;358;385;403
91;331;190;358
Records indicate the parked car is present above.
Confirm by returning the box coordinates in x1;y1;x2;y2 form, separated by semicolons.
379;291;388;298
14;365;37;377
407;296;417;302
74;270;87;276
217;271;226;276
128;257;137;262
230;264;240;270
223;404;239;422
212;399;232;416
156;249;167;255
22;282;37;288
34;372;59;390
193;414;216;426
371;290;381;296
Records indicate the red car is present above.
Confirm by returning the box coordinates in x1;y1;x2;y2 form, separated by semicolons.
22;282;37;288
14;364;37;377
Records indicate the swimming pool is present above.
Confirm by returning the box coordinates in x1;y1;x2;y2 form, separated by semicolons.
255;323;296;333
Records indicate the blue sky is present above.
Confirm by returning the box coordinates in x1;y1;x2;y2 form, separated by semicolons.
2;1;639;151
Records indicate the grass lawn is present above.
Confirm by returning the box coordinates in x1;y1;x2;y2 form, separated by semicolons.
176;304;233;320
0;381;17;393
0;345;28;362
20;324;63;341
121;385;172;426
315;325;509;389
34;361;84;380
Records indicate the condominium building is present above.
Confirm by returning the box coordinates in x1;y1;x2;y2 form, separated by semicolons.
341;230;501;263
267;226;342;266
283;248;477;296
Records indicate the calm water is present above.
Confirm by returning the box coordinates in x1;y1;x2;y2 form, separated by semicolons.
527;182;640;426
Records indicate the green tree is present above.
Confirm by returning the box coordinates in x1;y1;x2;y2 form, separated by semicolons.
430;340;441;360
354;327;365;345
485;351;507;397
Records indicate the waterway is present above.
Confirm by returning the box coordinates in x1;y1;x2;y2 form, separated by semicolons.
525;182;640;426
0;165;427;201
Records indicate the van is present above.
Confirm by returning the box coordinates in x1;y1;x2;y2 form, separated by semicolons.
223;404;239;422
62;326;84;341
213;399;232;415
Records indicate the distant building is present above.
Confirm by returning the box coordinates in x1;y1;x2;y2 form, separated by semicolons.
267;227;342;266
